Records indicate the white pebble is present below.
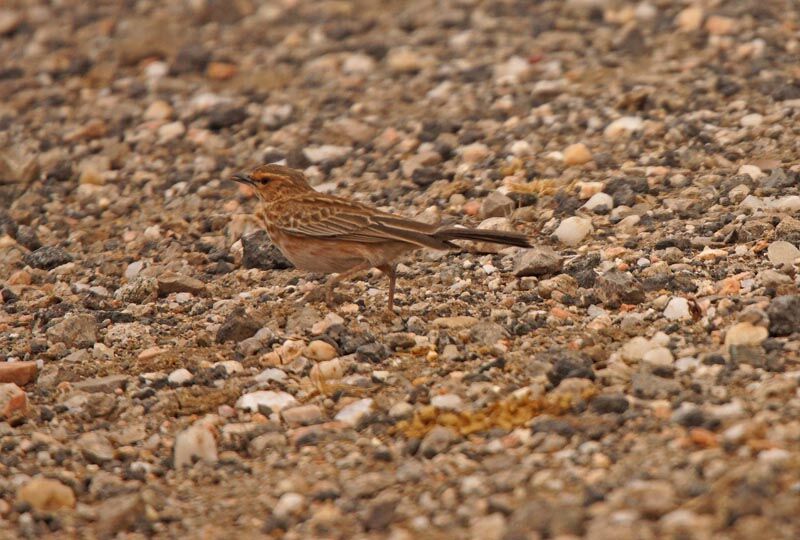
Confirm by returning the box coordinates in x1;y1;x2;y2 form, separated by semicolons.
663;297;691;320
334;398;373;426
554;216;593;246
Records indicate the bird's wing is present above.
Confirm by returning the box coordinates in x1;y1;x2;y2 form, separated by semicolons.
272;195;453;250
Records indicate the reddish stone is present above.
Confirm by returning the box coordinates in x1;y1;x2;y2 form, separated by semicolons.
0;383;27;419
0;361;38;386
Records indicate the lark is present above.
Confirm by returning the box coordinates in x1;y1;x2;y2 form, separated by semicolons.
232;164;530;312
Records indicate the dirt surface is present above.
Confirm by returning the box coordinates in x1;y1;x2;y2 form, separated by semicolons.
2;0;800;538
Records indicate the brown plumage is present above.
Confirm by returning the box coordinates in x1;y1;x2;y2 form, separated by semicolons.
232;164;531;312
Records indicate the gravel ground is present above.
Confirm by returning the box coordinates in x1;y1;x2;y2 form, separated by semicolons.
2;0;800;538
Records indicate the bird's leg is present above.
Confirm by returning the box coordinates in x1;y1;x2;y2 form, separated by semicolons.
313;263;373;308
377;263;397;314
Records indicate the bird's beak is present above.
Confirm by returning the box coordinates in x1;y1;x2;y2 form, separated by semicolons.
232;173;253;186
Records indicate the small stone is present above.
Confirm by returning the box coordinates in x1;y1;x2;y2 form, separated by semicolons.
236;390;297;412
740;113;763;128
705;15;736;35
590;394;629;414
389;401;413;419
77;432;114;464
460;143;491;164
514;246;563;277
480;192;515;219
582;192;614;212
420;426;458;458
0;9;22;36
470;513;507;540
775;217;800;245
431;394;463;411
470;321;510;345
23;246;72;270
302;145;351;164
767;295;800;336
158;121;186;142
216;307;263;343
168;368;194;386
620;337;652;362
157;272;206;296
386;48;424;73
281;404;324;427
604;116;644;138
676;6;704;31
115;277;158;304
725;322;768;348
303;340;338;362
596;269;645;306
144;100;173;120
334;398;373;426
473;217;519;253
664;297;691;320
16;478;75;511
767;241;800;267
273;492;305;520
47;313;98;348
206;61;237;80
174;423;218;468
642;347;674;370
261;104;293;129
0;383;27;419
563;143;593;165
241;230;292;270
618;480;676;518
631;372;681;399
96;494;145;537
554;216;592;246
342;53;375;74
207;105;247;130
0;361;37;386
73;375;129;393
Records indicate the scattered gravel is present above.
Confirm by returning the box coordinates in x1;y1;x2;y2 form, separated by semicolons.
1;0;799;538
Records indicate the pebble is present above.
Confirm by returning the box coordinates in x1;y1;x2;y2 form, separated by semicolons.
676;6;704;31
302;145;351;164
767;296;800;336
0;361;37;386
460;143;491;164
554;216;593;246
767;241;800;267
604;117;644;138
23;246;72;270
115;277;158;304
144;100;173;120
281;404;324;427
158;121;186;142
514;246;562;276
582;192;614;212
431;394;463;411
663;297;691;320
563;143;593;165
273;492;305;520
168;368;194;386
303;340;338;362
334;398;373;426
480;192;515;219
420;426;458;458
173;423;218;468
16;478;75;511
236;391;298;412
216;307;262;343
47;313;98;348
157;272;206;296
0;383;27;418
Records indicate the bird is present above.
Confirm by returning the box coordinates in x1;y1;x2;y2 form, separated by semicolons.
231;164;531;313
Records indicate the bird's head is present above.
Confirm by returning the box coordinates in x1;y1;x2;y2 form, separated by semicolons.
231;164;312;200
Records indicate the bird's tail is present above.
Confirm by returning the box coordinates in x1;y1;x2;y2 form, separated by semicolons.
434;226;531;248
